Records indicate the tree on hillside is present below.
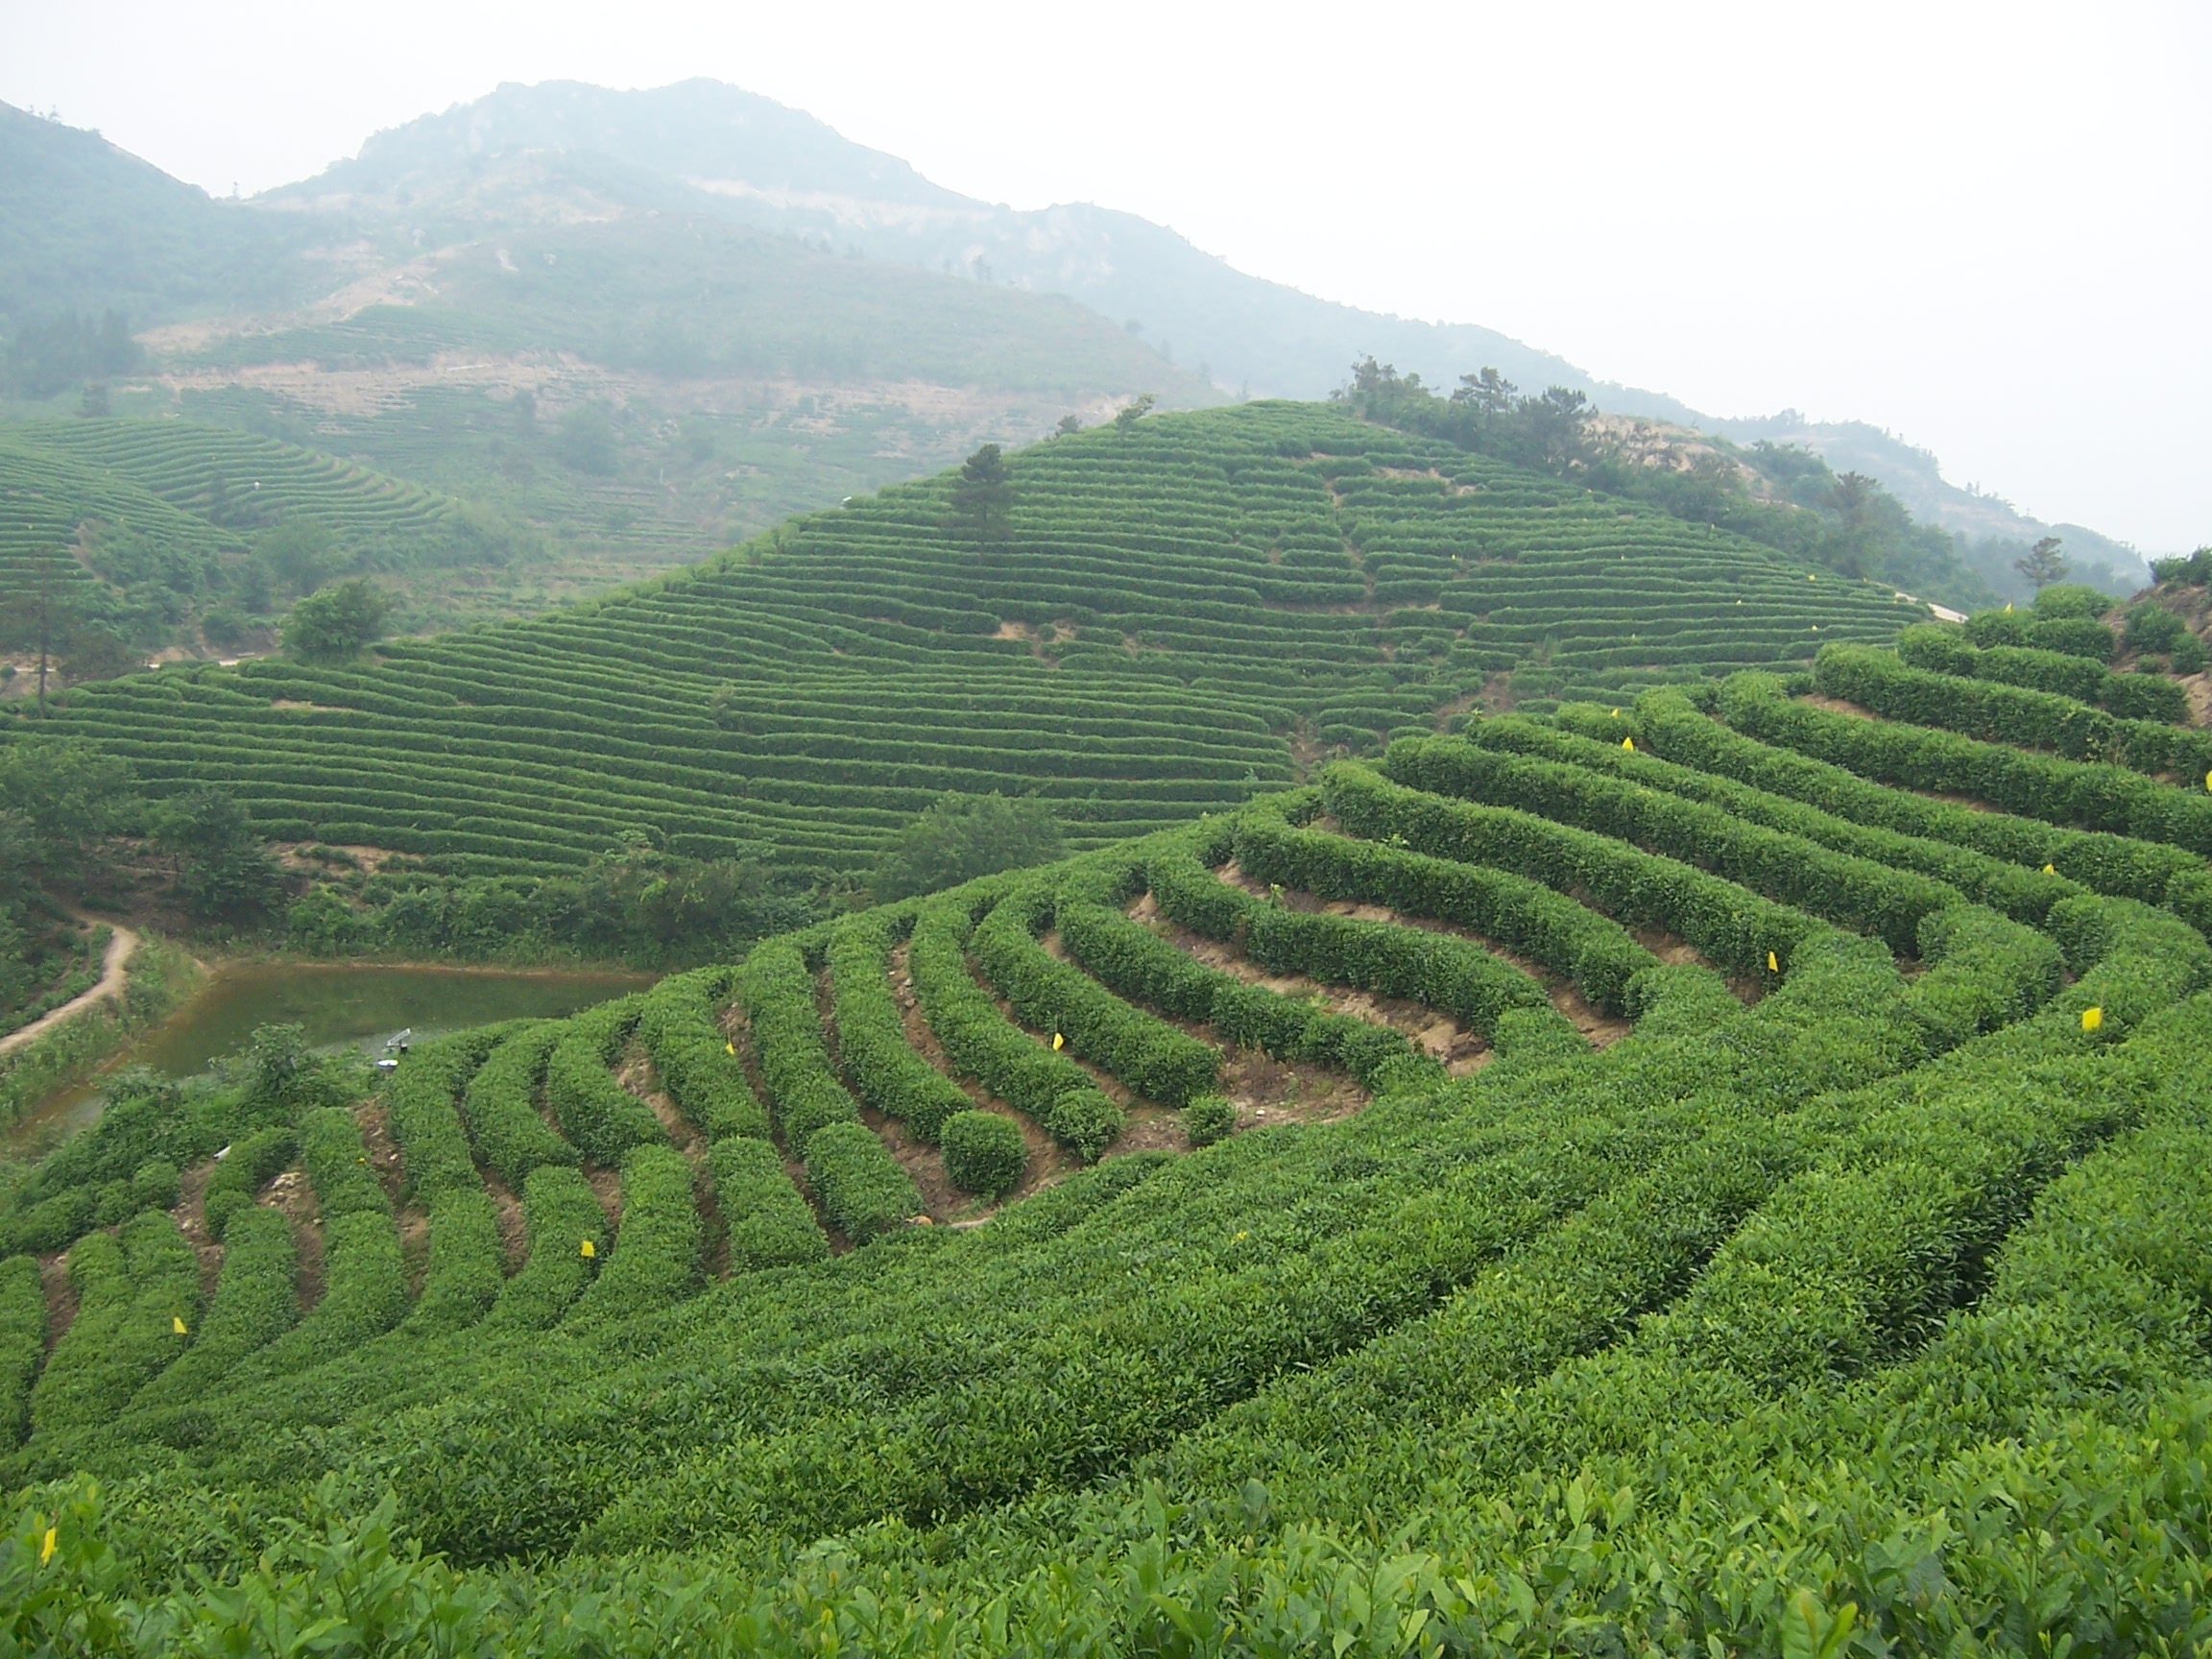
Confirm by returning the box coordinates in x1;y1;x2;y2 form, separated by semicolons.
951;443;1013;541
253;517;342;598
151;787;282;921
282;580;390;665
869;792;1066;902
1113;394;1156;433
2015;536;2069;590
0;558;84;714
0;738;135;896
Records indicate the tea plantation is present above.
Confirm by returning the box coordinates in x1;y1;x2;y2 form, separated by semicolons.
6;596;2212;1651
31;401;1920;886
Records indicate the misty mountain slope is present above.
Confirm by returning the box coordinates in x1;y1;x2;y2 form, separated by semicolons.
1714;412;2149;596
0;104;317;333
287;80;1700;414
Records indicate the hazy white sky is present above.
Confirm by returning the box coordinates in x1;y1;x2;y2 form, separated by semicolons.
4;0;2207;549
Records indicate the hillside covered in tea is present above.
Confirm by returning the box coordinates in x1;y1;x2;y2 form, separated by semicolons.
4;592;2212;1648
33;403;1922;902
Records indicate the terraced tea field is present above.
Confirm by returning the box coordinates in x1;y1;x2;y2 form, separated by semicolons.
39;401;1921;882
6;614;2212;1652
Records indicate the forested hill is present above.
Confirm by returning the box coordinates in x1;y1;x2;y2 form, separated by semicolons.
36;402;1920;894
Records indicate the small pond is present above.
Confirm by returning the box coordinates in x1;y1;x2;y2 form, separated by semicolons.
10;960;655;1152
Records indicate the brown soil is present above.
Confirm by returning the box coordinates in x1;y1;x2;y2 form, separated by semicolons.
171;1161;224;1300
1799;693;1875;718
263;1168;326;1311
582;1166;623;1232
2186;674;2212;728
353;1102;431;1295
616;1045;704;1159
480;1169;528;1273
38;1255;76;1354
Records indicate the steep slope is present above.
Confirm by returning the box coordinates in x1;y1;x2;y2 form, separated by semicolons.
4;626;2210;1648
36;403;1921;887
0;103;316;334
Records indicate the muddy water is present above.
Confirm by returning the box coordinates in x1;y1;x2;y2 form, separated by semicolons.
8;960;654;1153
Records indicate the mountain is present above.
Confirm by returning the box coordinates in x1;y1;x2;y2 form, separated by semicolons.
1713;411;2150;599
287;78;1706;415
0;103;317;335
0;81;2145;647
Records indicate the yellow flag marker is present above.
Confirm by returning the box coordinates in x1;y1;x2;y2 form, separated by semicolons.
1622;735;1634;751
1051;1032;1065;1050
2043;862;2056;875
725;1041;736;1056
172;1315;187;1335
579;1238;596;1259
39;1527;55;1565
1767;950;1779;973
2081;1006;2104;1033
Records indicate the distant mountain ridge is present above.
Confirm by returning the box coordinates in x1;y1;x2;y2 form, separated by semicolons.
276;80;1705;418
0;81;2148;610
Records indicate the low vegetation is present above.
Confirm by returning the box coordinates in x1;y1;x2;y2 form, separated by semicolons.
0;603;2207;1649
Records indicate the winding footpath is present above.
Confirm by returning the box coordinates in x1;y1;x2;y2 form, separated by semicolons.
0;923;139;1059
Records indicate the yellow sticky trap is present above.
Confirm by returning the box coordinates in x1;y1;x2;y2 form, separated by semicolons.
2203;768;2211;793
1808;573;1816;581
2043;862;2056;875
39;1527;55;1565
580;1238;596;1259
2081;1006;2104;1033
1051;1032;1065;1050
171;1315;187;1335
724;1041;735;1056
1622;736;1634;751
1767;950;1779;973
2005;602;2014;612
1610;708;1620;717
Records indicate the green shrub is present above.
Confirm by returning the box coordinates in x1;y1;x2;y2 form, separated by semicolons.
29;1214;200;1436
972;884;1218;1107
200;1126;296;1241
739;940;860;1157
707;1138;827;1272
829;911;971;1142
1182;1095;1236;1147
569;1144;701;1327
129;1205;297;1407
544;998;662;1166
804;1120;920;1243
461;1022;579;1190
907;895;1124;1159
637;971;768;1142
0;1256;45;1451
940;1111;1026;1198
383;1027;510;1206
486;1166;606;1330
129;1159;180;1214
1043;1089;1125;1164
401;1190;504;1337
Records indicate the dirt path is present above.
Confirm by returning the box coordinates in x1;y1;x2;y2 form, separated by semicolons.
0;922;140;1059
